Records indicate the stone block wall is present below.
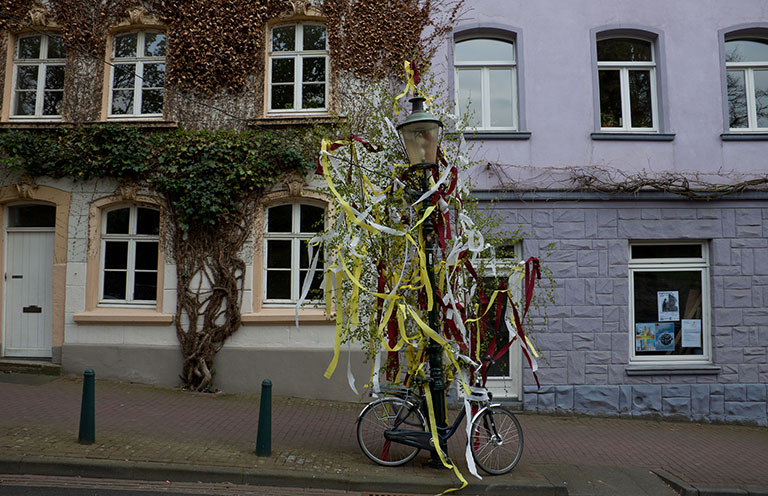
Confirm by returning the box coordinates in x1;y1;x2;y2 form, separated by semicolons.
523;383;768;426
495;199;768;425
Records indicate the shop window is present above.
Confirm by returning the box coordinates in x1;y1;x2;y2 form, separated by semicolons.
11;33;66;118
263;202;325;303
629;243;710;364
109;31;166;117
268;23;328;113
100;205;160;305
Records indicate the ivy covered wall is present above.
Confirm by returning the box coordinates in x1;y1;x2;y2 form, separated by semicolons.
0;0;460;129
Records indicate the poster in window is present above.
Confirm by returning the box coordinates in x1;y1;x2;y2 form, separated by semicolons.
635;323;656;351
657;290;680;321
655;322;675;351
681;319;702;347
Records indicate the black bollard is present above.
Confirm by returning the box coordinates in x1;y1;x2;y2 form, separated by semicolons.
78;368;95;444
255;379;272;456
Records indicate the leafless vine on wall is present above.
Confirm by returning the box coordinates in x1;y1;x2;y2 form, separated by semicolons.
484;162;768;200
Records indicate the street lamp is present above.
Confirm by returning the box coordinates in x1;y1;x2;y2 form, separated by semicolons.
397;97;442;167
396;97;448;467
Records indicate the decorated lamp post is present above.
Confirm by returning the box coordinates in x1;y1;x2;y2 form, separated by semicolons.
314;64;543;491
396;96;447;466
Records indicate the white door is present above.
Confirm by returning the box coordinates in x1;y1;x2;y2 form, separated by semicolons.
486;337;522;399
483;253;523;400
3;205;55;358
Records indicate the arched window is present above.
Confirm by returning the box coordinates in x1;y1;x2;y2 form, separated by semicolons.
263;202;325;303
596;38;657;131
268;23;328;112
725;38;768;131
109;31;166;117
11;33;66;118
100;205;160;305
454;37;517;130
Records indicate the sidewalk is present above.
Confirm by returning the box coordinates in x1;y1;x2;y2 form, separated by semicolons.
0;373;766;496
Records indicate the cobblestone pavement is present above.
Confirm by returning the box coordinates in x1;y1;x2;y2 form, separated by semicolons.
0;374;766;494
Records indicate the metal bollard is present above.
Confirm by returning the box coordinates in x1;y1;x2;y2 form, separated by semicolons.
78;368;95;444
255;379;272;456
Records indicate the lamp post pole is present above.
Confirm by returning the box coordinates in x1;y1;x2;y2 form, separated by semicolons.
397;97;448;467
421;167;448;467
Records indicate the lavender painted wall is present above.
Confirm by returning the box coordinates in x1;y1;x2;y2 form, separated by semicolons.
436;1;768;424
431;0;768;189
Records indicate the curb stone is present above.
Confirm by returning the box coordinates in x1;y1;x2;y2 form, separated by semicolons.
653;469;699;496
0;455;567;496
696;487;748;496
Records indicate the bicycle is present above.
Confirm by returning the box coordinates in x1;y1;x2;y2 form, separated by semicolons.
356;374;524;475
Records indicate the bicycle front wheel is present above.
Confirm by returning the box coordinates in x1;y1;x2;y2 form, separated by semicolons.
470;405;524;475
357;397;426;466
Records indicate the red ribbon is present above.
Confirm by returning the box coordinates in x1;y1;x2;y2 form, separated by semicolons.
410;60;421;86
487;257;542;388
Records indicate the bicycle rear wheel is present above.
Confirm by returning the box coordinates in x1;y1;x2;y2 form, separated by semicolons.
357;397;426;466
470;405;523;474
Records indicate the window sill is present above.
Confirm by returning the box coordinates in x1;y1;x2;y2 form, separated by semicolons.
625;364;720;376
591;132;675;141
249;115;343;128
0;121;66;129
101;119;178;128
241;307;330;325
462;131;531;141
74;308;173;325
0;120;178;130
721;133;768;141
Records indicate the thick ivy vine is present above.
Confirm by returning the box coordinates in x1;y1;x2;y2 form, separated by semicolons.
0;126;312;391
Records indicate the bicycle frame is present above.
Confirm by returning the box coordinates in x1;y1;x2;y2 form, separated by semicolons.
382;393;497;453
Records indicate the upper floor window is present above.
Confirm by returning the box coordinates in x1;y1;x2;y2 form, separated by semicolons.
109;31;166;118
11;33;66;118
597;38;657;131
725;38;768;131
263;202;324;304
454;38;517;130
101;205;160;305
268;23;328;113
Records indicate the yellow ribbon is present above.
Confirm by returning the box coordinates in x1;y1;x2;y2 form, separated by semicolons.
393;61;434;114
324;269;346;379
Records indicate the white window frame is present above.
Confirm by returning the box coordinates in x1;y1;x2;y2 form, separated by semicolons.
10;33;65;120
263;202;325;305
628;242;711;365
725;39;768;132
267;22;328;114
597;39;658;132
108;31;165;119
454;38;518;131
99;205;160;307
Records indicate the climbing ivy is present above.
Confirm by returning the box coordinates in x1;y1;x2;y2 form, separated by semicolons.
3;0;462;99
149;129;310;228
0;125;311;227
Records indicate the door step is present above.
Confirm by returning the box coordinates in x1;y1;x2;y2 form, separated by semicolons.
0;359;62;376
